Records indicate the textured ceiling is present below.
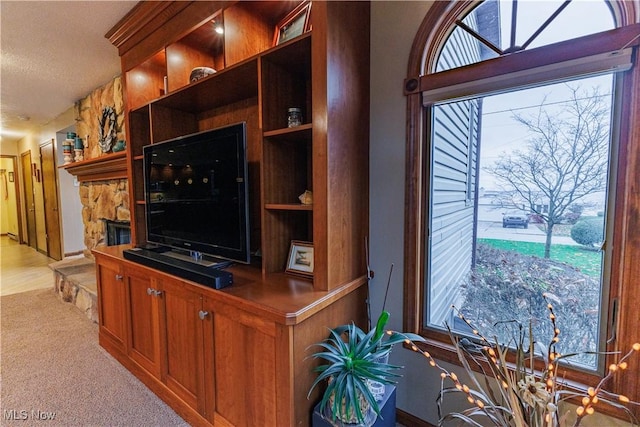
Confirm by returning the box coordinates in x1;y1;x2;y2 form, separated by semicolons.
0;1;138;145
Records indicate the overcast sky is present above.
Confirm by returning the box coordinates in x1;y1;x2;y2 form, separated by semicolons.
478;0;615;191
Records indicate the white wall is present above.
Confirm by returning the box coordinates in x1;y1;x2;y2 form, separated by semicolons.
369;2;441;422
369;3;631;426
56;127;84;255
44;109;85;256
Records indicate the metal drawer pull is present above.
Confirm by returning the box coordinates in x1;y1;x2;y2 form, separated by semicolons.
198;310;209;320
115;274;123;281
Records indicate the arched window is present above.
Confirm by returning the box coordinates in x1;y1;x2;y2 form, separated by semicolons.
403;0;640;412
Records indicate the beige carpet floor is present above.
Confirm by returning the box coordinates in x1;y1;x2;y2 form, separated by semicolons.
0;288;189;426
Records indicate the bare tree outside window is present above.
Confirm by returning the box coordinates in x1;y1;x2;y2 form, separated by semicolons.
485;84;611;259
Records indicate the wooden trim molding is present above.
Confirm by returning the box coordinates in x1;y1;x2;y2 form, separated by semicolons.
58;152;127;183
396;408;435;427
106;1;229;71
406;23;640;98
105;1;187;51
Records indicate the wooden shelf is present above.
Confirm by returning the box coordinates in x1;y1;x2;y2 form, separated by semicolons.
263;124;312;140
153;58;259;113
59;151;127;182
265;203;312;211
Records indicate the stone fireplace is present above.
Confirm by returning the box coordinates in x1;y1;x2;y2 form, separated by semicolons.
53;77;129;320
80;179;129;255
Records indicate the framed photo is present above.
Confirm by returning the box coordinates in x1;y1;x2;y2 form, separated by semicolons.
8;172;14;182
273;1;311;46
286;240;314;277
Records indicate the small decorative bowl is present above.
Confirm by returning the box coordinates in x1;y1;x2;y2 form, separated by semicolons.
190;67;216;83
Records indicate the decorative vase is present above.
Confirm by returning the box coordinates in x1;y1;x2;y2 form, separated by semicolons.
189;66;216;83
112;139;126;152
287;107;303;127
62;139;74;164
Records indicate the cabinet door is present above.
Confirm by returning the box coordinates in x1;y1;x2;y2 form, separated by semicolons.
125;264;162;377
160;278;205;413
96;258;127;351
208;301;279;427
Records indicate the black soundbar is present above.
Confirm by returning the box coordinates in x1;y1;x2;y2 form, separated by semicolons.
123;248;233;290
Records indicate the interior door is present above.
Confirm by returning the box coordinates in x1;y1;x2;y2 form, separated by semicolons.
40;140;62;260
20;151;37;248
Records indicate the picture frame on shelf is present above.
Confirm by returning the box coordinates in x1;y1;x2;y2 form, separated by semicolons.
273;1;311;46
286;240;314;277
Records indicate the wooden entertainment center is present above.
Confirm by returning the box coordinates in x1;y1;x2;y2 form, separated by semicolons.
93;2;370;426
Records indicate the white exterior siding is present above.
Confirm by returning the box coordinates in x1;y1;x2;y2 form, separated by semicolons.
427;98;479;327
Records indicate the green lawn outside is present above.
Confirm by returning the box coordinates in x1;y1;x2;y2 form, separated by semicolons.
477;238;602;278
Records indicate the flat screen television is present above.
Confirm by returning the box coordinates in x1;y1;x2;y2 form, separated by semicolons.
143;122;250;265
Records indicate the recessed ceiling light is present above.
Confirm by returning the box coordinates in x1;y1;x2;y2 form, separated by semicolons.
213;20;224;35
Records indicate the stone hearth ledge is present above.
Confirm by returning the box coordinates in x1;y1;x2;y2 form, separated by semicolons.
50;257;98;323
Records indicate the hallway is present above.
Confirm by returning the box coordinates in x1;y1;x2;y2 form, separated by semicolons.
0;236;55;296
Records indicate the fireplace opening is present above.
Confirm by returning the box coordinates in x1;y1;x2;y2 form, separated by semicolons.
103;219;131;246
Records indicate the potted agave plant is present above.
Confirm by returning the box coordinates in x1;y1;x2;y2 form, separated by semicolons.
307;309;426;426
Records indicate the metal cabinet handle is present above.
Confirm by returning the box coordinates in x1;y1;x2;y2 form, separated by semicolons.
146;288;163;297
115;274;123;281
198;310;209;320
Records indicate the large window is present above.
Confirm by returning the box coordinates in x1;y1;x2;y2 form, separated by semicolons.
428;75;614;371
404;0;640;414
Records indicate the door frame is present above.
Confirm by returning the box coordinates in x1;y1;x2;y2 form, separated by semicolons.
20;150;37;248
39;139;62;260
0;155;24;243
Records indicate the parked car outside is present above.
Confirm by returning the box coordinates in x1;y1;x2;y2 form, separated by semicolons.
502;211;530;229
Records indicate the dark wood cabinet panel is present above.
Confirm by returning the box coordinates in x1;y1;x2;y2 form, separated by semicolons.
211;309;277;426
125;265;162;377
160;278;204;412
96;259;126;351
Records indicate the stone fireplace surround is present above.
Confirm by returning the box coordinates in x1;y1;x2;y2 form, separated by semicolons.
80;179;129;256
53;76;129;319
